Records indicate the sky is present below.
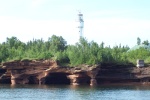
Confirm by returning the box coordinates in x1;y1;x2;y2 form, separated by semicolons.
0;0;150;47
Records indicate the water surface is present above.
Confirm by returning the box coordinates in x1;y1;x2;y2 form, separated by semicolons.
0;84;150;100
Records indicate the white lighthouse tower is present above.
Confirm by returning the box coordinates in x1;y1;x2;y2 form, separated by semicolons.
77;12;84;37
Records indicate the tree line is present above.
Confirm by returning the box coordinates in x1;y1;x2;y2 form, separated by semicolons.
0;35;150;66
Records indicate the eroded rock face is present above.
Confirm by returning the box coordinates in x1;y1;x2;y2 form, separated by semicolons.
1;59;57;85
96;64;150;84
0;60;100;85
1;60;150;85
0;68;10;84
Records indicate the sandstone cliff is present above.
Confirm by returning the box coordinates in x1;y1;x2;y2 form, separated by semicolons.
0;59;99;85
0;60;150;85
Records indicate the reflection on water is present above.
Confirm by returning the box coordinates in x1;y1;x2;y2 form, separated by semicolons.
0;84;150;100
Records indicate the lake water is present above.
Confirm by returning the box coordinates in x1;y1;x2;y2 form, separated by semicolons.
0;84;150;100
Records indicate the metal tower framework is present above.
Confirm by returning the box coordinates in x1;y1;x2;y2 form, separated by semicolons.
77;12;84;37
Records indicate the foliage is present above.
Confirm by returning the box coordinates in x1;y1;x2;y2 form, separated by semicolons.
1;36;150;67
0;35;66;63
66;37;129;66
127;47;150;64
142;40;149;46
137;37;141;45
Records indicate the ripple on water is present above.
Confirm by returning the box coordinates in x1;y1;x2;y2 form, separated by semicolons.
0;84;150;100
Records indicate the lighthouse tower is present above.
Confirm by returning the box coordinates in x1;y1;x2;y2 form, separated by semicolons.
77;12;84;37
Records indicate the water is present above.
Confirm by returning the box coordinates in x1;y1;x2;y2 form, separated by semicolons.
0;84;150;100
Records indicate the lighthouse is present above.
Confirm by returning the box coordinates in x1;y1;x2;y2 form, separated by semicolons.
77;12;84;37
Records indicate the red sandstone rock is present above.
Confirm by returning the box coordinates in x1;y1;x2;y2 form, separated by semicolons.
0;60;100;85
1;60;150;85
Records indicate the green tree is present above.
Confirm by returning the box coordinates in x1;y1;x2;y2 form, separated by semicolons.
137;37;141;45
142;40;149;46
49;35;67;53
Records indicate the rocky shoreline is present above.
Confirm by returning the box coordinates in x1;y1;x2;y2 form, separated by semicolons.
0;59;150;86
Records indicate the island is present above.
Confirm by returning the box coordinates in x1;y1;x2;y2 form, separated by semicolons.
0;36;150;85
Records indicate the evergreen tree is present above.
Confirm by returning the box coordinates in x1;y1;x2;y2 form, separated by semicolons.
137;37;141;45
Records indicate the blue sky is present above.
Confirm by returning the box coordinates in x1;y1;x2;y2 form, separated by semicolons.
0;0;150;47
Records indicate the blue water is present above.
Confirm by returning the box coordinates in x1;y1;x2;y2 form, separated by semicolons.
0;84;150;100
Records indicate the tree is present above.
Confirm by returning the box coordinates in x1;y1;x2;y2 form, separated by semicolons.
0;44;9;62
2;36;150;66
49;35;67;53
6;36;22;49
100;42;104;48
142;40;149;46
137;37;141;45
